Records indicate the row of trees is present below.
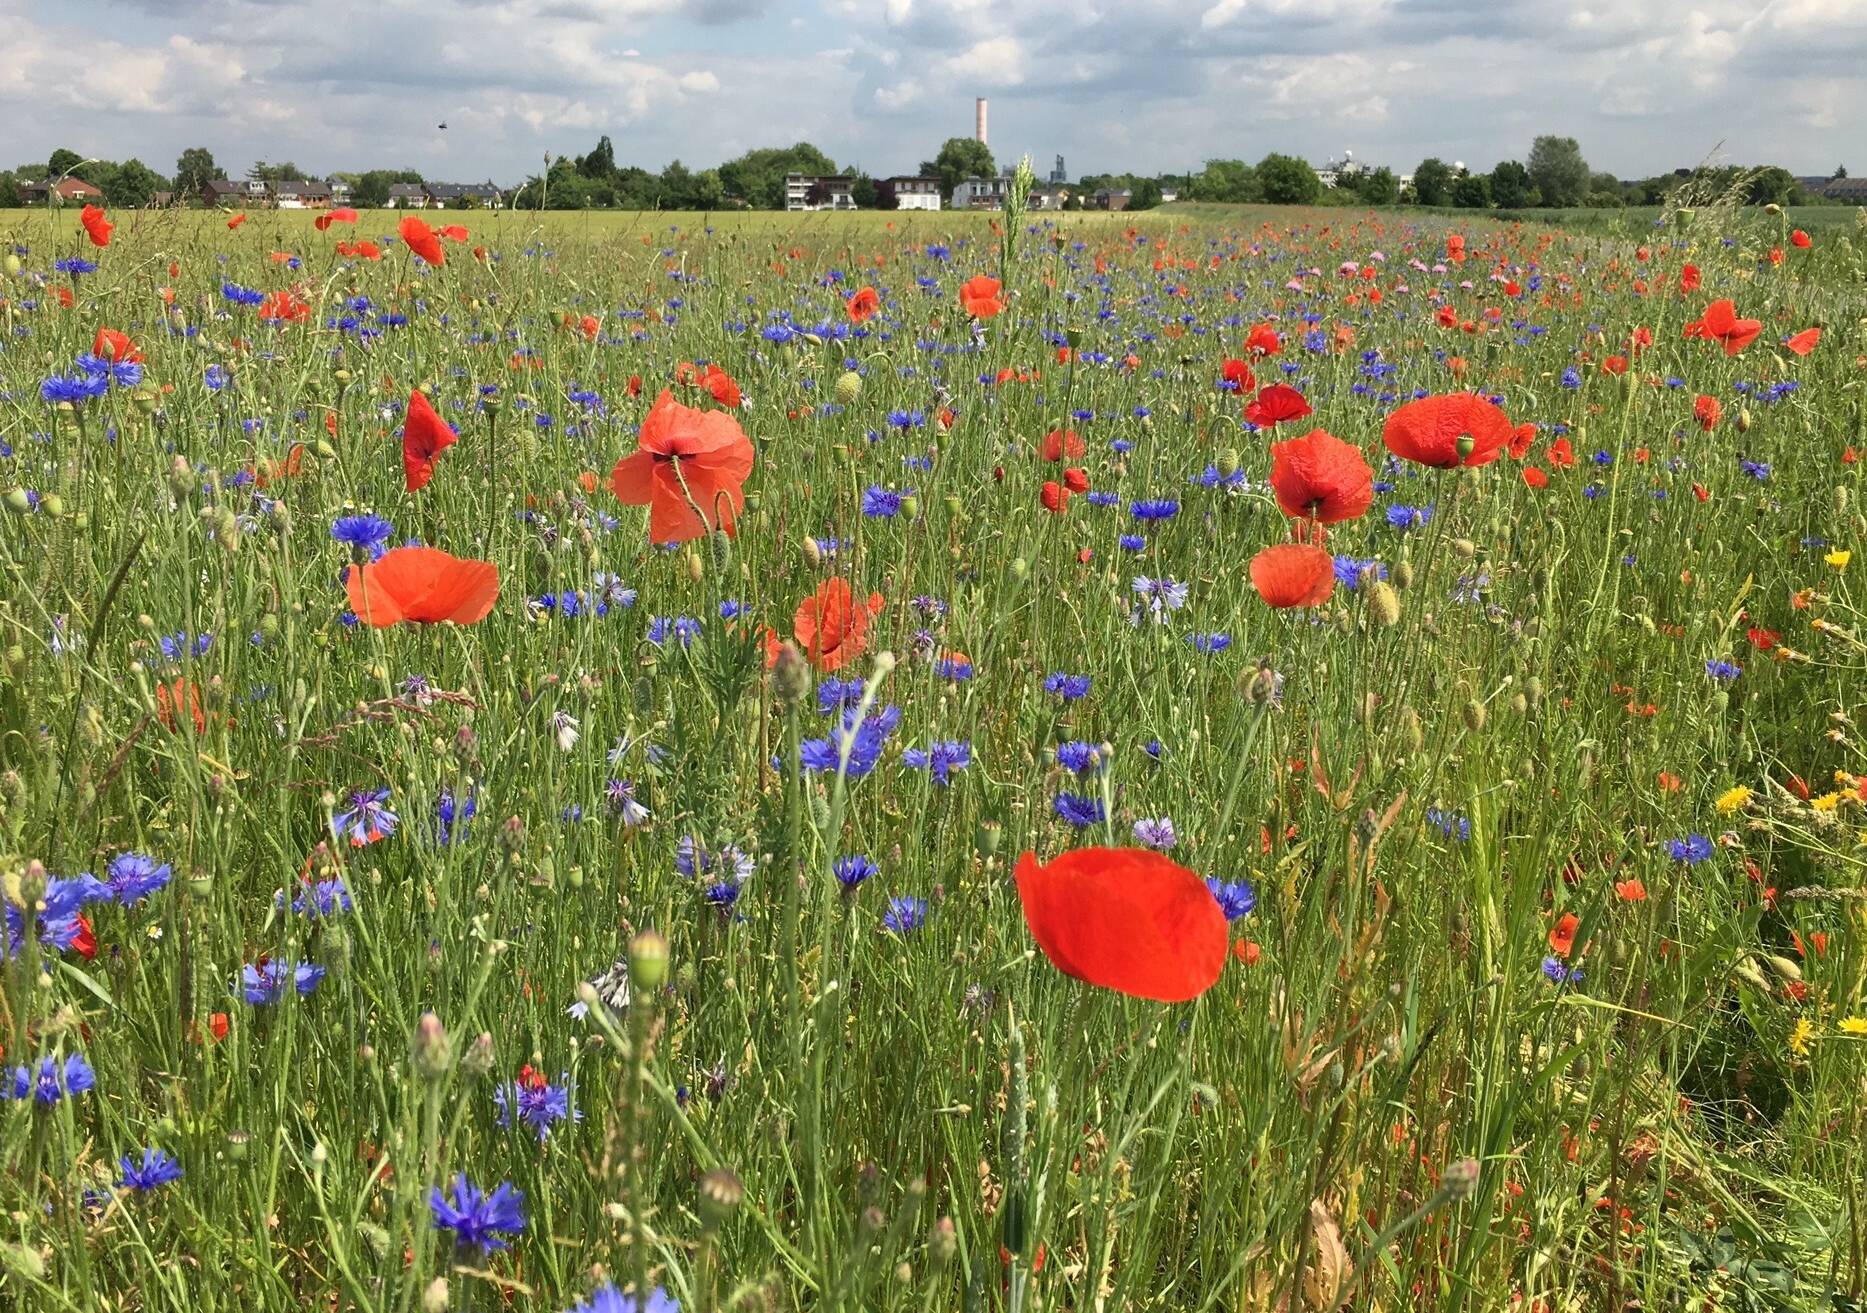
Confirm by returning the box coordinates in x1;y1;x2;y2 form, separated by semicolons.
3;146;438;210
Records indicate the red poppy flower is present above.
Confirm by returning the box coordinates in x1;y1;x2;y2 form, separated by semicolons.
226;212;248;231
793;577;877;672
1507;423;1537;460
675;361;742;409
70;914;97;960
314;208;360;231
1062;466;1090;494
1683;299;1761;356
1693;395;1722;431
1244;383;1313;428
1548;437;1574;468
1746;626;1779;650
92;327;141;363
846;286;880;323
345;546;499;627
1522;465;1548;488
1250;543;1335;608
79;204;113;248
959;275;1004;319
1548;913;1578;958
1041;429;1085;462
1679;264;1700;292
1014;847;1227;1003
438;224;469;243
610;389;755;543
1790;229;1811;249
398;215;445;265
259;289;312;323
1220;358;1257;393
403;388;459;492
1244;322;1281;356
1445;233;1466;263
1040;480;1070;513
1267;428;1373;523
254;443;306;488
1382;392;1514;468
156;678;206;734
1785;327;1820;357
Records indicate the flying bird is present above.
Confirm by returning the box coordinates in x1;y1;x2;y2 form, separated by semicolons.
437;121;448;130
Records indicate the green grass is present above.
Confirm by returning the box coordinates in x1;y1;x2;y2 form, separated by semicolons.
1;198;1864;1312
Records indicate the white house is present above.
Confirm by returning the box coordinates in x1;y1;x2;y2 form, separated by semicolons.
879;176;940;211
951;175;1010;209
784;173;856;211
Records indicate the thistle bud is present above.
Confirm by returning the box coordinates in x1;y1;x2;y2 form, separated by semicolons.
629;928;669;991
462;1031;496;1077
1441;1157;1481;1201
834;371;862;403
412;1011;452;1080
929;1217;958;1269
1368;581;1401;627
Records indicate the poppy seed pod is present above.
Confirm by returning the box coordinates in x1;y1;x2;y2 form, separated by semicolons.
630;928;670;991
977;819;1002;859
1;252;19;277
699;1167;745;1232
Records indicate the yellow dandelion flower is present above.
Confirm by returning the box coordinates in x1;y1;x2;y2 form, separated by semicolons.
1715;786;1752;815
1839;1017;1867;1037
1812;792;1842;813
1825;549;1851;569
1789;1016;1814;1056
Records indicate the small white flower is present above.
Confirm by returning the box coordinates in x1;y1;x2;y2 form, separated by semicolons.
552;709;580;753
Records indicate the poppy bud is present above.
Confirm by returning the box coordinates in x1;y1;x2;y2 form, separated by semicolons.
4;645;24;674
1217;448;1240;479
803;537;822;566
1462;698;1487;732
1010;556;1029;582
1;252;19;277
629;928;670;991
3;487;30;515
1392;558;1414;590
685;550;704;583
770;640;811;708
1510;691;1529;717
1735;408;1752;433
412;1011;452;1081
461;1031;495;1077
168;455;195;501
1452;538;1475;559
1764;202;1782;216
1368;581;1401;627
835;371;862;403
422;1279;450;1313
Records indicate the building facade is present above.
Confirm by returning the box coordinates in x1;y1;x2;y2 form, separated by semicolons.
877;176;941;211
783;174;856;211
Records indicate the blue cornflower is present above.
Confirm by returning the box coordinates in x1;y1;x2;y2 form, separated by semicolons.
104;852;172;906
436;789;476;845
331;514;394;559
1426;809;1471;842
1056;740;1101;774
495;1072;581;1142
1132;816;1177;850
1386;504;1432;531
900;739;971;784
1205;877;1256;922
204;364;230;392
1705;659;1741;683
862;485;907;518
429;1177;527;1254
221;282;265;307
1132;576;1189;620
242;961;324;1005
118;1148;184;1192
1045;672;1091;701
1559;367;1582;390
52;257;98;276
1054;792;1106;827
565;1284;681;1313
1740;460;1770;481
675;837;756;883
1333;557;1387;590
3;1053;96;1105
1196;465;1249;490
702;880;744;915
333;788;397;846
42;373;108;405
1541;957;1584;986
1084;491;1121;508
1666;834;1714;864
799;705;900;778
1119;533;1147;552
932;653;974;681
816;677;866;712
834;854;879;890
284;878;352;917
882;895;927;935
1130;499;1179;522
1187;632;1232;654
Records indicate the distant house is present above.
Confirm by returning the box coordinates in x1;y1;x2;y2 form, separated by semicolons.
951;175;1010;209
877;176;940;211
272;178;332;208
1158;186;1180;204
1029;183;1070;211
150;191;175;208
1092;187;1132;211
456;181;504;207
1794;176;1834;197
784;173;855;211
329;179;352;204
1821;176;1867;202
386;183;429;209
200;178;247;207
19;177;104;205
424;183;466;207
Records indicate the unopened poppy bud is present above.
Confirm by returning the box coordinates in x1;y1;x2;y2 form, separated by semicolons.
770;642;812;707
1392;557;1415;589
357;1222;391;1262
1764;202;1782;216
462;1031;495;1077
976;818;1001;858
685;550;704;583
1736;408;1752;433
3;487;30;514
630;928;669;991
1;252;19;277
1764;954;1801;982
1217;447;1240;479
803;537;822;566
1462;699;1487;732
1368;581;1401;627
1525;675;1544;703
699;1166;745;1232
1836;487;1850;515
835;371;862;403
1452;538;1476;559
168;455;195;501
412;1011;452;1080
1509;691;1529;716
316;439;338;460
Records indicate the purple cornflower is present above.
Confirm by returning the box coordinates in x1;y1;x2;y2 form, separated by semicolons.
1205;877;1257;922
333;788;397;846
242;960;325;1005
1666;833;1714;864
1054;792;1106;827
1541;957;1584;986
429;1176;526;1253
1132;817;1177;850
494;1071;581;1142
118;1148;184;1191
882;895;927;934
901;739;971;784
104;852;171;906
833;854;879;890
1044;671;1091;701
565;1284;681;1313
330;514;394;560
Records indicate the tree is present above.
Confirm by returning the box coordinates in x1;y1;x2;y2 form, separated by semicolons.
1488;160;1532;208
717;143;840;209
47;148;83;179
104;159;166;208
1744;166;1795;206
174;147;219;195
1527;135;1589;208
920;137;995;203
1256;153;1322;205
1359;167;1399;205
850;174;878;208
1412;158;1454;206
1450;172;1492;209
1834;164;1848;180
0;174;18;208
578;136;617;180
1129;177;1163;210
248;161;307;183
1188;159;1257;203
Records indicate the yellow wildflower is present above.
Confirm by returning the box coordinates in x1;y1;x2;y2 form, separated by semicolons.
1789;1016;1814;1056
1715;786;1752;815
1839;1017;1867;1037
1812;792;1842;813
1825;549;1851;569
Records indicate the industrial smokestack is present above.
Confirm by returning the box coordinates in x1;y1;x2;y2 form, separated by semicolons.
975;98;988;146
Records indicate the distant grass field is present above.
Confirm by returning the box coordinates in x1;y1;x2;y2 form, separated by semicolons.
2;192;1865;1313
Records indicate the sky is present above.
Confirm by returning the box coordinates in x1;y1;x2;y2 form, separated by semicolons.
3;0;1863;186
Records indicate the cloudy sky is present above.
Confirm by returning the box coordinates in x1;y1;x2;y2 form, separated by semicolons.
4;0;1862;185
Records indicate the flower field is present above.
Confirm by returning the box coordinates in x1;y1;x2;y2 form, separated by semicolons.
2;198;1865;1312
